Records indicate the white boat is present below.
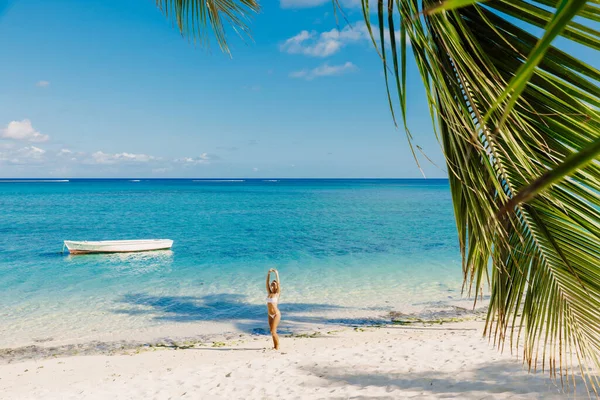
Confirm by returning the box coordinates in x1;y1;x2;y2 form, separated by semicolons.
63;239;173;254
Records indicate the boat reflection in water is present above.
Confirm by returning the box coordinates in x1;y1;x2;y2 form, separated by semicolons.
65;250;174;276
104;250;174;262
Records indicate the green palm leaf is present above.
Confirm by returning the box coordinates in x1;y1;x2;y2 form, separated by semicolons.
155;0;259;54
364;0;600;391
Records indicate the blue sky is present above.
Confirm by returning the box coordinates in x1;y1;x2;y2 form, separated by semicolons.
0;0;447;178
1;1;595;178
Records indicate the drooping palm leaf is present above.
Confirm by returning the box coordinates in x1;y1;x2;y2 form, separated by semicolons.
155;0;259;54
364;0;600;392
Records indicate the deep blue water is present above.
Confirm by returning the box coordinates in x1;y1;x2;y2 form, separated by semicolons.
0;179;464;347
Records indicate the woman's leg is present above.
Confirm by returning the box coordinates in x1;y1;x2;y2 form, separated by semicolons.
271;312;281;350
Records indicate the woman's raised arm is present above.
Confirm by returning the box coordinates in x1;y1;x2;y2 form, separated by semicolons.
274;269;280;293
266;270;272;294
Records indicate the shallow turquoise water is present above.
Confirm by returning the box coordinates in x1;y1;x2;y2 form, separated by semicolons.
0;179;465;347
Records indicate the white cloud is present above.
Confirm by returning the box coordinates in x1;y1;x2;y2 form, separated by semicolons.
1;119;49;142
290;62;357;80
174;153;216;165
280;30;342;57
91;151;157;165
0;146;46;165
36;80;50;88
0;143;226;173
25;146;45;156
280;22;404;58
289;70;309;79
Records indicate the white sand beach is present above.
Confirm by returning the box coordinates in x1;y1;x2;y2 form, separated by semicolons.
0;320;586;399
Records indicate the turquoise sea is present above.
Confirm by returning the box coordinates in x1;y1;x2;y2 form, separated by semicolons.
0;179;468;348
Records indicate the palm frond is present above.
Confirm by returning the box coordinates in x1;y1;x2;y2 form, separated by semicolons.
364;0;600;392
155;0;260;54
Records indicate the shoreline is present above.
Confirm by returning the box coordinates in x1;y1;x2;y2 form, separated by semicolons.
0;301;488;364
1;319;588;399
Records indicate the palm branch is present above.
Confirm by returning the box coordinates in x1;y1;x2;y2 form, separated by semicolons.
155;0;259;54
365;0;600;391
154;0;600;391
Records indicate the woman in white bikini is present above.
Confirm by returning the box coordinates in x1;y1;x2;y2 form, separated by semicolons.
266;268;281;350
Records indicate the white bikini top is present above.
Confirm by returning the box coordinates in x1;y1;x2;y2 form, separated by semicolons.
266;296;278;304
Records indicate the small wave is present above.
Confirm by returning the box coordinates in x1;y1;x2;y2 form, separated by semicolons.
0;179;69;183
192;180;245;182
130;180;141;182
263;180;279;182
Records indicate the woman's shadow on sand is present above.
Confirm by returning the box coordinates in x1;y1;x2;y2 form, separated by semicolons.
112;293;370;335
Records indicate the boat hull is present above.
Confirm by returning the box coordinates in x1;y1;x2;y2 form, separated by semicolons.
64;239;173;254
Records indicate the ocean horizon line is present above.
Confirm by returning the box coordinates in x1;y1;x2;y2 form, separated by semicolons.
0;177;450;181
